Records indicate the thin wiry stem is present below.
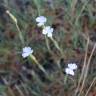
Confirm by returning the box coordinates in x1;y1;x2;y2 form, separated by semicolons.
85;77;96;96
16;23;25;45
45;35;52;53
71;0;77;16
78;43;96;96
75;0;89;25
15;85;25;96
2;77;15;96
21;82;29;95
50;37;63;56
74;38;89;96
29;54;48;76
6;10;24;45
33;0;41;16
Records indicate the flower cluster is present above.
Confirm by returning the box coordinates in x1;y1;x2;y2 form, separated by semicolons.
22;47;33;58
36;16;53;37
65;63;77;76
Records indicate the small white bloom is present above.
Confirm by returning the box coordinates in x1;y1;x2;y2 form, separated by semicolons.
42;26;54;37
65;63;77;76
22;47;33;58
68;63;77;70
36;16;47;23
42;26;49;35
36;16;47;27
65;68;74;76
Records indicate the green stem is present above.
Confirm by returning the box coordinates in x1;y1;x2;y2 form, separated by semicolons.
45;35;52;53
75;0;89;25
16;23;24;45
33;0;41;16
6;10;24;45
50;37;63;56
64;75;68;85
29;54;47;75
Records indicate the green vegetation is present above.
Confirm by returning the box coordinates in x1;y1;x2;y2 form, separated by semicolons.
0;0;96;96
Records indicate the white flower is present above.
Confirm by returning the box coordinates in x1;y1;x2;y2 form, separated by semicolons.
65;68;74;76
42;26;54;37
65;63;77;76
22;47;33;58
36;16;47;27
68;63;77;70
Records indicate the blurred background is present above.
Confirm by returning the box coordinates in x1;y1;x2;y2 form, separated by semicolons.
0;0;96;96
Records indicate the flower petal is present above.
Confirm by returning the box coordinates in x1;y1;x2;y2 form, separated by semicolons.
22;53;28;58
47;32;52;37
23;47;31;52
36;16;47;23
22;47;33;58
68;63;77;70
65;68;74;76
42;26;53;37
